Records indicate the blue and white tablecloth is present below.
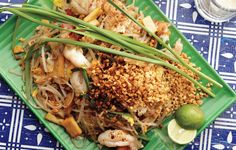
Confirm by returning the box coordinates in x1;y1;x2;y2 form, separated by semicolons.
0;0;236;149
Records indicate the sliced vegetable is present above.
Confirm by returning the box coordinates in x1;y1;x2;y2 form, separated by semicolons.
62;116;82;138
142;16;157;33
53;0;64;8
0;4;222;98
84;7;103;22
43;38;215;97
88;19;100;26
54;53;65;78
45;112;64;125
107;0;222;88
13;45;24;54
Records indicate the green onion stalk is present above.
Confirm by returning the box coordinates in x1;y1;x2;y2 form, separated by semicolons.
3;7;162;59
108;0;222;88
0;7;173;63
12;16;21;59
24;46;35;101
8;5;222;88
12;6;180;61
0;5;220;97
6;7;166;59
42;37;215;97
1;6;179;63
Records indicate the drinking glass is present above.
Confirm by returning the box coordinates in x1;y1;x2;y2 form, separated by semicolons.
194;0;236;22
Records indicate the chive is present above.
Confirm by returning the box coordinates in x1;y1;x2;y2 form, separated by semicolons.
12;16;21;58
4;7;158;58
24;46;35;101
9;7;171;61
101;30;178;61
0;5;219;96
3;6;176;61
7;7;164;59
108;0;222;88
42;38;215;97
5;7;136;55
22;4;177;61
81;69;90;90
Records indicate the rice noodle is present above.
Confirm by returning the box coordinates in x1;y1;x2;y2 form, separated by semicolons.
77;99;86;123
88;49;97;61
18;0;206;148
41;46;48;73
28;98;43;109
46;99;63;109
59;84;67;97
38;85;64;100
35;90;51;112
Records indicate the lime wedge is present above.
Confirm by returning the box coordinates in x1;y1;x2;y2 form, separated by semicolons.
168;119;197;145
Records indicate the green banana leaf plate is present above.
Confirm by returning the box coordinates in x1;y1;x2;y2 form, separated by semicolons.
0;0;236;149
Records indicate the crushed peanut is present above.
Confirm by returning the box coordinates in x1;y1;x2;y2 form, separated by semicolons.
87;53;207;124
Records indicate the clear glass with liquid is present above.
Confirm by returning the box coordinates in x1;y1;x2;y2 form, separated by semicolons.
194;0;236;22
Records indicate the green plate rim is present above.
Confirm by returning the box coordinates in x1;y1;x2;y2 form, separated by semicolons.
0;0;236;150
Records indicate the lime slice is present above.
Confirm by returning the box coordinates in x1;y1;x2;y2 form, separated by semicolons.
175;104;205;130
168;119;197;145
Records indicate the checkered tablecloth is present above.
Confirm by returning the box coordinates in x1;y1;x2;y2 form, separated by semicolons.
0;0;236;150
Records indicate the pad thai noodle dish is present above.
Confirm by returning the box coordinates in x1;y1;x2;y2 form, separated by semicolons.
4;0;222;149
